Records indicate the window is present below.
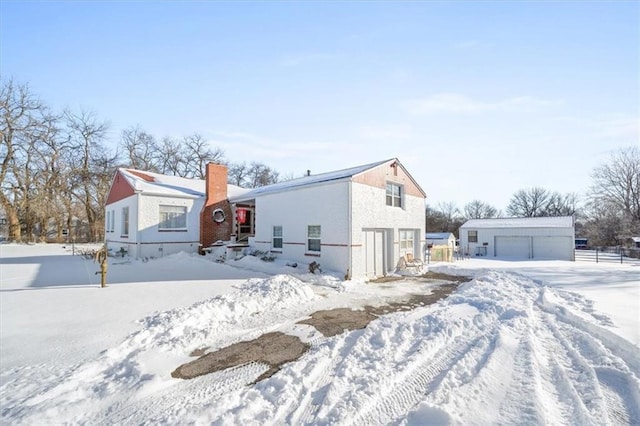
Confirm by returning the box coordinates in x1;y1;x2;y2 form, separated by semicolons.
122;207;129;236
109;210;115;232
106;211;111;233
159;205;187;230
386;183;402;208
468;230;478;243
272;226;283;249
399;229;415;254
307;225;321;252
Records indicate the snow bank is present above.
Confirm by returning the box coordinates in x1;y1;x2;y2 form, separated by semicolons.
0;274;318;424
175;270;640;426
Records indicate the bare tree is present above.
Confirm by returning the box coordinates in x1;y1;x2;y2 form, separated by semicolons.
545;192;580;217
506;187;549;217
179;133;225;179
228;162;250;186
65;109;114;241
157;136;182;176
426;202;463;236
121;126;160;171
0;79;52;241
227;161;279;188
589;146;640;224
463;200;498;219
246;162;279;188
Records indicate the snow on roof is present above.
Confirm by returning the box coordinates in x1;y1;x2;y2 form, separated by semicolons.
460;216;574;229
119;168;248;198
426;233;454;239
229;159;392;202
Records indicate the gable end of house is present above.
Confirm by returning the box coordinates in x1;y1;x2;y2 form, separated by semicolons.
105;170;136;206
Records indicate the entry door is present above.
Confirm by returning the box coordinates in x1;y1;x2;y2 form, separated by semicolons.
364;229;385;278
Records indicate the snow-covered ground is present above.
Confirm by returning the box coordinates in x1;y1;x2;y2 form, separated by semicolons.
1;244;638;425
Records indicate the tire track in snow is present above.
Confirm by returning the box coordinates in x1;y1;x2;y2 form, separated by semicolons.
100;362;268;424
535;299;640;426
344;323;498;425
596;368;639;425
287;332;362;425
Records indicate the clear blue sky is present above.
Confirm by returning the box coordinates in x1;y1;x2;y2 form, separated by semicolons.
1;1;638;211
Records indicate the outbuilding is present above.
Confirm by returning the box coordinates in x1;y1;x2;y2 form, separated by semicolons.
459;216;575;261
425;232;456;249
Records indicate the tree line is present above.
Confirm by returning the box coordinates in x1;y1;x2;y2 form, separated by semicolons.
2;78;638;246
427;146;640;247
0;78;279;242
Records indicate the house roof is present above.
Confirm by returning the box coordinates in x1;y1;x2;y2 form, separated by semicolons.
460;216;574;229
229;158;395;202
426;232;454;239
118;168;248;198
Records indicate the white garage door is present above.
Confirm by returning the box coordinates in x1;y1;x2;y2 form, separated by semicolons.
495;236;530;259
363;229;385;279
532;236;573;260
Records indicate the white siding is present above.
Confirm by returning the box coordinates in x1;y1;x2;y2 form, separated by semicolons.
105;194;203;259
459;221;575;261
351;182;425;278
252;181;351;275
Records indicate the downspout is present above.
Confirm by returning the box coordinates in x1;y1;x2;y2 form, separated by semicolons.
136;191;142;259
347;181;352;280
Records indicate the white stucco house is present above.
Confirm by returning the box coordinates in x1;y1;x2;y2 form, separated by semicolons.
230;158;427;279
459;216;575;260
105;158;427;280
104;167;247;259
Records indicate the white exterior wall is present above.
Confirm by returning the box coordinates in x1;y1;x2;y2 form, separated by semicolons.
252;181;351;275
104;195;139;256
105;193;203;259
459;226;575;260
350;182;426;278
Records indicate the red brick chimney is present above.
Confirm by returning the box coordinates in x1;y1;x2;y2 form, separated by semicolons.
200;163;233;252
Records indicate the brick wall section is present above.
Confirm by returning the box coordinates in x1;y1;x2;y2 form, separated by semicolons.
200;163;232;251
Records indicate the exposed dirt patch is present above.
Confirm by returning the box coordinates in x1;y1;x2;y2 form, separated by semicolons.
300;283;460;337
298;308;378;337
172;332;309;383
419;271;472;283
172;274;470;383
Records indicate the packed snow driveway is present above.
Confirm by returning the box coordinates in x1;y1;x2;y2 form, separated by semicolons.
1;249;639;425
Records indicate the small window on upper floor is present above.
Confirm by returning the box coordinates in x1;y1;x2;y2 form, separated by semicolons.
468;230;478;243
386;182;402;208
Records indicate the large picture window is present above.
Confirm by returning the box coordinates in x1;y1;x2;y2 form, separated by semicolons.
122;207;129;236
159;205;187;230
468;230;478;243
307;225;321;252
386;183;402;208
273;226;283;249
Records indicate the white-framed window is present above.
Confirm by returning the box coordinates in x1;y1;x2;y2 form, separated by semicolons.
159;205;187;230
399;229;415;255
273;225;283;249
106;211;111;233
307;225;321;252
111;210;115;232
386;182;402;208
468;230;478;243
122;207;129;236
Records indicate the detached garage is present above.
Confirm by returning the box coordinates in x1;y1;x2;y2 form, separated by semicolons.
459;216;575;261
